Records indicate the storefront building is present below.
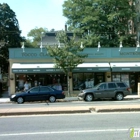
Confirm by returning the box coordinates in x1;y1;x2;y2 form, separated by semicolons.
9;47;140;95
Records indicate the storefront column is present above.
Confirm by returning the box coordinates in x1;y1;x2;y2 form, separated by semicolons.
138;83;140;97
106;72;111;82
9;73;15;95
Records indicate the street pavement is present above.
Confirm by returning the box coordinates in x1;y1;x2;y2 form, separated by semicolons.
0;93;140;116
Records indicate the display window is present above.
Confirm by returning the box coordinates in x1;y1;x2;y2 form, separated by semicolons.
111;72;139;94
73;72;106;90
112;73;129;86
15;73;67;91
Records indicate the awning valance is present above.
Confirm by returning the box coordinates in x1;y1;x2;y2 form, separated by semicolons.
110;62;140;72
12;63;62;73
73;63;110;72
12;63;111;73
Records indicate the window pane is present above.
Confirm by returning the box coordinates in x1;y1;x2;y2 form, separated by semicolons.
117;83;126;88
40;87;50;92
99;84;106;89
30;87;39;93
108;83;117;88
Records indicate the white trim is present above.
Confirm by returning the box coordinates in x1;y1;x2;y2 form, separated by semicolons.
77;63;110;68
110;62;140;67
12;63;55;69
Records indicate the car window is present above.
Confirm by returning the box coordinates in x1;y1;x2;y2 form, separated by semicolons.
99;84;107;89
116;82;126;88
108;83;117;88
40;87;51;92
30;87;39;93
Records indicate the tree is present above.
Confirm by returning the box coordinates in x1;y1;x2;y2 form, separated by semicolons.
47;31;87;96
63;0;137;47
27;27;48;47
0;3;24;73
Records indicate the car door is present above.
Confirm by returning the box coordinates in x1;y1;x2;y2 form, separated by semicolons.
105;83;117;98
24;87;40;101
94;83;107;98
38;86;51;101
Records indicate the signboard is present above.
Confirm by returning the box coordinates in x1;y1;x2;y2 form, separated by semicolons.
12;68;63;73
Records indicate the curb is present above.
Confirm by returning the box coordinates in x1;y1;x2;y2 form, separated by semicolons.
1;107;140;116
89;107;140;113
0;110;90;116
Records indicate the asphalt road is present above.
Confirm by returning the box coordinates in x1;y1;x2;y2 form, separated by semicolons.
1;98;140;109
0;112;140;140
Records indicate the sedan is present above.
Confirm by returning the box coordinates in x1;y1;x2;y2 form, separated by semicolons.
10;86;65;104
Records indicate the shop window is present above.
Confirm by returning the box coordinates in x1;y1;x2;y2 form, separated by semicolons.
121;74;129;86
112;73;121;82
73;73;94;90
15;73;67;91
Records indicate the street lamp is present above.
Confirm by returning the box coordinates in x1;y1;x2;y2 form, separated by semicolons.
135;41;140;51
40;32;44;52
80;42;83;49
21;42;25;52
58;41;61;48
97;42;101;51
119;41;123;51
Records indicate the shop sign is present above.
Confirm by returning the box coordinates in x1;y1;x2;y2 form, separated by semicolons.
120;52;140;56
12;68;62;73
73;67;110;72
122;68;130;71
22;52;48;57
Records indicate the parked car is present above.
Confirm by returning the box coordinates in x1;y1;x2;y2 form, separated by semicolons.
10;86;65;104
78;82;131;101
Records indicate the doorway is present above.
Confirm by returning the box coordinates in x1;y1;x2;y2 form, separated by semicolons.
95;73;105;85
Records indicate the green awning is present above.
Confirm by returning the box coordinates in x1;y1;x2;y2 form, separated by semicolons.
110;62;140;72
12;63;62;73
73;63;110;72
12;63;111;73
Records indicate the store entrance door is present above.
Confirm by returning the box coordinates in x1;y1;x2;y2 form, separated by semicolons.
130;73;140;94
94;73;105;86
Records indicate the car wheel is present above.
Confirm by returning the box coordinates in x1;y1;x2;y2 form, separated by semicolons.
115;93;124;101
49;96;56;103
17;97;24;104
85;94;93;102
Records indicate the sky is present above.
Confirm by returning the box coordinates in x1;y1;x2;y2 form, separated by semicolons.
0;0;67;38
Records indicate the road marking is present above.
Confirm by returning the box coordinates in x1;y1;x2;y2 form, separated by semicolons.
0;129;128;136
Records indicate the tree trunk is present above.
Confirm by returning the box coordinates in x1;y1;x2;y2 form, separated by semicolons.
67;74;70;97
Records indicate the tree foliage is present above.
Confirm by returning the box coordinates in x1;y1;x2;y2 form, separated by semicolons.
0;3;24;73
63;0;137;47
47;31;87;74
27;27;48;47
47;31;87;95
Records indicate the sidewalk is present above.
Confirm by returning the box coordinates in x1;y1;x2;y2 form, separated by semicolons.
0;95;140;116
